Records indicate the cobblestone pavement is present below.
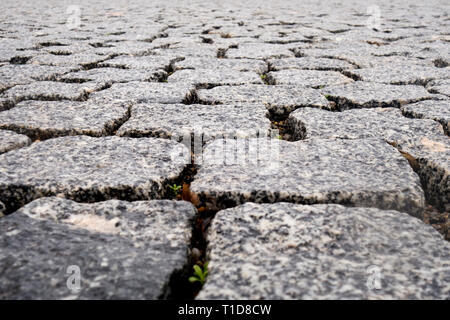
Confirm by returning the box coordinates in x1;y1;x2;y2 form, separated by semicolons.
0;0;449;299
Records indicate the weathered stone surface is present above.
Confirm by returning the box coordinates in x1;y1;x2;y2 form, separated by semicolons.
1;81;101;103
401;140;450;212
93;40;162;56
153;46;219;58
226;43;295;59
2;0;450;300
168;69;262;87
0;100;130;140
288;107;445;143
29;53;109;67
288;107;449;212
173;57;268;74
0;136;190;213
320;82;437;110
427;79;450;97
337;55;433;69
402;100;450;136
0;65;74;92
268;57;355;71
0;49;34;63
198;202;450;299
349;65;449;85
197;84;331;117
89;82;195;104
0;197;195;299
117;103;271;143
99;55;173;70
0;130;31;154
60;67;165;85
191;138;425;216
266;70;353;88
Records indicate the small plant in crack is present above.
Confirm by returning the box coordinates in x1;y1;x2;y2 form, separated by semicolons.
169;184;182;196
189;262;208;285
260;74;271;85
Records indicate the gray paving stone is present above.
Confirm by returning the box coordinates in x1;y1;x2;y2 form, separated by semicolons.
99;55;173;70
117;103;271;143
0;136;190;214
198;202;450;300
190;138;425;216
168;69;263;87
402;100;450;136
288;107;449;212
92;40;160;56
173;57;268;74
268;57;356;71
349;65;449;85
0;100;130;140
0;130;31;154
29;53;109;67
266;70;353;88
288;107;445;143
340;55;435;69
2;0;450;300
298;43;375;65
0;49;34;63
196;84;332;117
41;43;95;55
401;139;450;212
226;43;295;59
89;82;196;104
427;79;450;97
0;65;74;92
2;81;101;103
60;67;166;86
0;197;195;299
258;31;310;44
153;46;219;58
320;82;437;110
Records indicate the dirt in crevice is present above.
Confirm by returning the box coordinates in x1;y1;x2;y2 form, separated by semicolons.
391;144;449;241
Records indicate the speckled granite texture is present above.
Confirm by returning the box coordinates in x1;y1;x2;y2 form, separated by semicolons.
198;203;450;299
348;64;449;85
168;69;263;87
0;197;195;299
427;79;450;97
320;82;438;110
288;107;450;212
0;0;449;300
0;130;31;154
0;65;74;94
401;100;450;136
268;57;356;72
173;57;268;74
117;103;271;143
0;136;190;213
191;138;425;216
0;100;131;139
267;69;354;88
89;82;196;104
2;81;102;103
197;85;332;117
